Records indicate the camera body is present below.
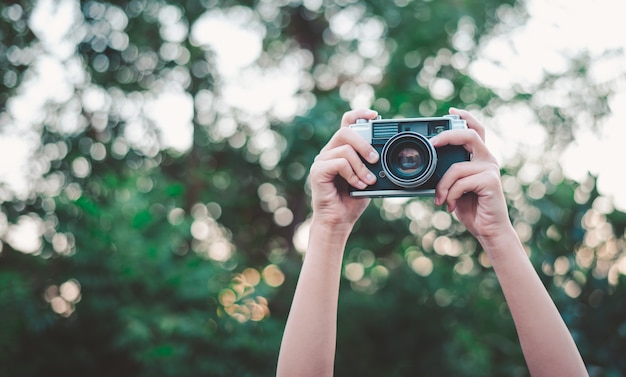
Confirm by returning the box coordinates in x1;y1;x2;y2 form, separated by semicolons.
349;114;470;198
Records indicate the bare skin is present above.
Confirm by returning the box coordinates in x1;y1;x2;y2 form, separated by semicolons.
276;108;588;377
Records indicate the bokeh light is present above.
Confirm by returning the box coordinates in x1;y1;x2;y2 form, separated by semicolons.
0;0;625;374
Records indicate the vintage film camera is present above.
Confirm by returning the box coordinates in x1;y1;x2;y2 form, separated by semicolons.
349;114;470;197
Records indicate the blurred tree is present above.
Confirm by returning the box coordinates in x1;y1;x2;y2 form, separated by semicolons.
0;0;624;376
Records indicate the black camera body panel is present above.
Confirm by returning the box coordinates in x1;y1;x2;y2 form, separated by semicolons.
349;115;470;198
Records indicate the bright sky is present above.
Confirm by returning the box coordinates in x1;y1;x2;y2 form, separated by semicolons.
0;0;625;214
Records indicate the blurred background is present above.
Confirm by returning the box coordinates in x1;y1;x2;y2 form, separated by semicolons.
1;0;625;376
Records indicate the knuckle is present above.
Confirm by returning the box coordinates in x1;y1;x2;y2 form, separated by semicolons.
485;159;500;171
336;127;354;141
466;128;480;140
339;158;351;171
337;126;349;135
339;144;360;161
446;161;466;176
488;164;501;178
309;160;322;175
338;144;352;154
314;148;332;162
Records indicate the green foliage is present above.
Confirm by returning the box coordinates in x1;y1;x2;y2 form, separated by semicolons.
0;0;625;376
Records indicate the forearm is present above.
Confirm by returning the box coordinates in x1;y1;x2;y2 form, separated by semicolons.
481;226;587;377
276;220;351;377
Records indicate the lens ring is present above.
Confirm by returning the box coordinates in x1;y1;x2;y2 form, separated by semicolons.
381;132;437;188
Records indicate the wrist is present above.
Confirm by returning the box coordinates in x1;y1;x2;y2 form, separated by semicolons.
306;216;354;260
309;215;355;241
476;223;525;261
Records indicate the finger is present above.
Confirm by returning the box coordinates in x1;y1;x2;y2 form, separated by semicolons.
442;169;501;212
443;175;477;213
449;107;485;141
320;127;379;164
310;157;372;190
341;109;378;128
315;144;377;185
429;128;494;163
434;161;498;206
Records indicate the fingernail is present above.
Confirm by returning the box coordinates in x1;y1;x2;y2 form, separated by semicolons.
357;180;367;189
368;150;379;163
366;173;376;183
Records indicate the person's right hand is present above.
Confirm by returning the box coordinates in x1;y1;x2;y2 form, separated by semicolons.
309;109;380;230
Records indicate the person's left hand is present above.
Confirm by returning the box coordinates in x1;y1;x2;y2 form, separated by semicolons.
430;108;511;243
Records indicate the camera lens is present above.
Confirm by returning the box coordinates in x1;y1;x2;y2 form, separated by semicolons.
396;147;422;174
382;132;437;188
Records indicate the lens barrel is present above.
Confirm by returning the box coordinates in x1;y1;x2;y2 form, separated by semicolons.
381;132;437;188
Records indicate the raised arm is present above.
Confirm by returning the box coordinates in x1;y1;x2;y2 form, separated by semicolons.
432;108;588;377
276;109;380;377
